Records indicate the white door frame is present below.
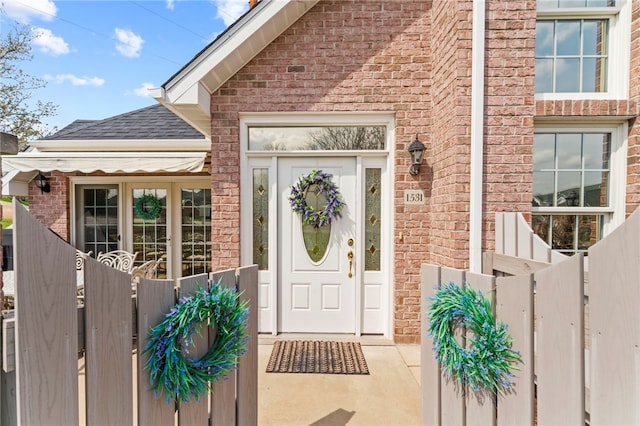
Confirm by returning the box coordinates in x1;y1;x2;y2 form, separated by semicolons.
239;113;396;338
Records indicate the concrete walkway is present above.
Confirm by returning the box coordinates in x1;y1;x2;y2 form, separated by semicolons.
258;340;422;425
75;338;420;425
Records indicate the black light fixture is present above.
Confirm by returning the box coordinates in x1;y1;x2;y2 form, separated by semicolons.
33;172;50;193
408;134;426;175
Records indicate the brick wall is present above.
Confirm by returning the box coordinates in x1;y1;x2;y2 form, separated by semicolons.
428;0;472;271
427;0;534;267
627;2;640;214
483;0;536;251
209;0;431;342
28;171;70;240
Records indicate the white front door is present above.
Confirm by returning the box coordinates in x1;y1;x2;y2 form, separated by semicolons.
278;157;357;333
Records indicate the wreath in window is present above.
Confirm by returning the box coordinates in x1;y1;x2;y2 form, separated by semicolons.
428;282;521;394
144;282;249;404
289;169;346;228
134;193;162;221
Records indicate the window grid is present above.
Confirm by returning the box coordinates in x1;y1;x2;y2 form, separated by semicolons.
82;187;119;256
533;133;610;208
532;214;603;255
132;188;168;278
535;18;609;93
180;188;212;277
533;132;612;255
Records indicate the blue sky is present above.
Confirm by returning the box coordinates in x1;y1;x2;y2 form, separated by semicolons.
1;0;250;135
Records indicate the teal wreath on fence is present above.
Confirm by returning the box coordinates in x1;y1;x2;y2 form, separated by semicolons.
144;282;249;404
427;282;521;394
289;169;346;228
134;193;163;221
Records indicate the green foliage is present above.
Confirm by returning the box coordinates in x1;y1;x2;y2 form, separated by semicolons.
1;196;28;205
134;193;163;221
428;282;521;395
289;169;345;228
144;282;249;404
0;219;12;229
0;21;58;148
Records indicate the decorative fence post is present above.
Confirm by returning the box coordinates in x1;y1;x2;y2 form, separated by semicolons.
1;201;259;425
13;200;79;425
423;208;640;424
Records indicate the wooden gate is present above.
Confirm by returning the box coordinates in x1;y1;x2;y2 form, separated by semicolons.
421;208;640;425
1;201;258;425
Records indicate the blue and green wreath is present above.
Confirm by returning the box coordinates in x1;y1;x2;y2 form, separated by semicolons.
144;282;249;404
134;193;163;221
427;282;521;394
289;169;346;228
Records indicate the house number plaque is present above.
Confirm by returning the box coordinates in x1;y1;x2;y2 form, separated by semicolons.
404;190;425;205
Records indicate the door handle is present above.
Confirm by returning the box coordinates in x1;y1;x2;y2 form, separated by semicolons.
347;250;354;278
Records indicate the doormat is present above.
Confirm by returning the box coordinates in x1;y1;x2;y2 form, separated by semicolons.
266;340;369;375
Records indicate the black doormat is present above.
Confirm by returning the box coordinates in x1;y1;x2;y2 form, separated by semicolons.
266;340;369;374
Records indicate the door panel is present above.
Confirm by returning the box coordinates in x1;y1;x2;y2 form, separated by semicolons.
278;158;357;333
131;187;170;278
178;187;212;277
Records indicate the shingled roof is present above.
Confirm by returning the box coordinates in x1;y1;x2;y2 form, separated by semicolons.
41;104;206;140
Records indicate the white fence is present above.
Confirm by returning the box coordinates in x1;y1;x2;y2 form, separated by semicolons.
1;201;258;425
421;209;640;425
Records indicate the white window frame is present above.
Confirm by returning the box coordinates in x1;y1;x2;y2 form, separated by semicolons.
532;122;627;239
535;0;631;100
70;176;211;279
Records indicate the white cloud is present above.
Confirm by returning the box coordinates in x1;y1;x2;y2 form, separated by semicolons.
212;0;248;27
133;82;156;98
32;27;70;56
45;74;105;87
114;28;144;58
166;0;175;10
2;0;57;23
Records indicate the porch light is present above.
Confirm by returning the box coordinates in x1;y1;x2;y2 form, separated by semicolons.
33;172;50;193
408;134;426;176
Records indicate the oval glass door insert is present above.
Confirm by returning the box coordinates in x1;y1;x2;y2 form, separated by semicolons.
302;183;331;262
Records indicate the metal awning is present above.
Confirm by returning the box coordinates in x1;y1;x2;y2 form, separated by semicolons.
2;151;207;173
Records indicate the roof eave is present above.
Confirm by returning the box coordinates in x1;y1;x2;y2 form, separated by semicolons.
154;0;320;137
29;138;210;152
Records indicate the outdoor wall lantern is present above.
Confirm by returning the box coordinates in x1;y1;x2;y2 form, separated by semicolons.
408;134;426;176
33;172;50;193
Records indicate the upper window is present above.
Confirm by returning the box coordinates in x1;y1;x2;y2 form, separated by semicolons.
535;0;630;99
535;19;608;93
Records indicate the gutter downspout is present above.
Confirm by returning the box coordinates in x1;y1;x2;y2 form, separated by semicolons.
469;0;486;273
